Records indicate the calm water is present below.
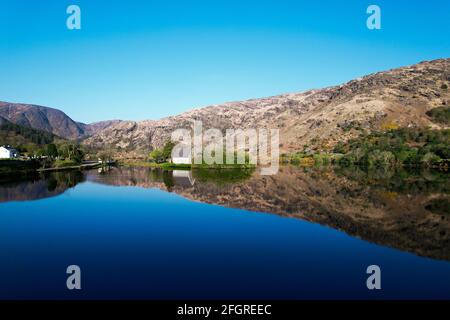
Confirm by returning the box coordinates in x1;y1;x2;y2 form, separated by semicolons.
0;166;449;299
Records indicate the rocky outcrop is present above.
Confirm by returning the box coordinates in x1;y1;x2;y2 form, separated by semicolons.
83;59;450;158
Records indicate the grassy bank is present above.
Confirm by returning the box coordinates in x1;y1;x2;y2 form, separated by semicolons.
53;159;82;168
37;161;102;172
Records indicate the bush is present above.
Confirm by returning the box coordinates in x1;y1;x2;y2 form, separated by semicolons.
148;141;175;163
367;150;396;167
149;149;165;163
425;198;450;215
426;106;450;124
420;152;441;167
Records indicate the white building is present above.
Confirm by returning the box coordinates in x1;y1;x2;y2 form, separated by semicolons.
171;144;191;164
0;146;19;159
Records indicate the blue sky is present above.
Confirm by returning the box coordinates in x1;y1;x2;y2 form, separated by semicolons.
0;0;449;123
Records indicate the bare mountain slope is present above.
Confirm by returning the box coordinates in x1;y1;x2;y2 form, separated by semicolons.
0;102;121;140
0;102;85;139
84;59;450;158
81;120;124;137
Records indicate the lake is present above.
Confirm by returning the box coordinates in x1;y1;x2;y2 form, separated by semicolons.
0;166;449;299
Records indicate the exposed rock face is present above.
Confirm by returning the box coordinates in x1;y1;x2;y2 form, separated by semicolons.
0;102;121;140
81;120;124;137
83;59;450;158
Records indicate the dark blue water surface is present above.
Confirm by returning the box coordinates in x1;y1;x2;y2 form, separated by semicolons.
0;169;449;300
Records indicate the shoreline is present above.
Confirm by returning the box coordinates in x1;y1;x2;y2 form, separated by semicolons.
120;161;255;170
37;162;102;172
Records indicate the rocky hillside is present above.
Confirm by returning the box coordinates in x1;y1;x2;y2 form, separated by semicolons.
0;102;120;140
0;116;10;126
81;120;124;137
0;102;85;139
84;58;450;159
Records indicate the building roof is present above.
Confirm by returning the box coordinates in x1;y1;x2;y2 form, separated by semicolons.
0;146;18;151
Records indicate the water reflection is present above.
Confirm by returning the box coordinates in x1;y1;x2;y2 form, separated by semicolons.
0;166;449;261
0;171;85;203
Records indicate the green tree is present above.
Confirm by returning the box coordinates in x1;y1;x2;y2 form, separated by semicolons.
58;143;84;163
46;144;58;159
162;141;176;160
149;149;165;163
148;141;176;163
36;148;46;157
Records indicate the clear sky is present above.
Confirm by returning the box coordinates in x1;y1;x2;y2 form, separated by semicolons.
0;0;449;123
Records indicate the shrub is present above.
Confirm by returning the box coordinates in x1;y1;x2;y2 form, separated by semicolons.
367;150;396;167
420;152;441;167
426;106;450;124
425;199;450;215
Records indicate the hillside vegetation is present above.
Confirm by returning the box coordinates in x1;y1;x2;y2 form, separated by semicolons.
0;119;86;169
1;121;56;146
336;128;450;167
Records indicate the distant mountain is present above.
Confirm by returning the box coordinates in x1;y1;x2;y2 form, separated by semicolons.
84;58;450;158
81;120;124;137
0;102;121;140
0;102;85;139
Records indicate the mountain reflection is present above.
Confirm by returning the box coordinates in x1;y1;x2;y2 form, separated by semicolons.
0;171;85;203
0;166;449;261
